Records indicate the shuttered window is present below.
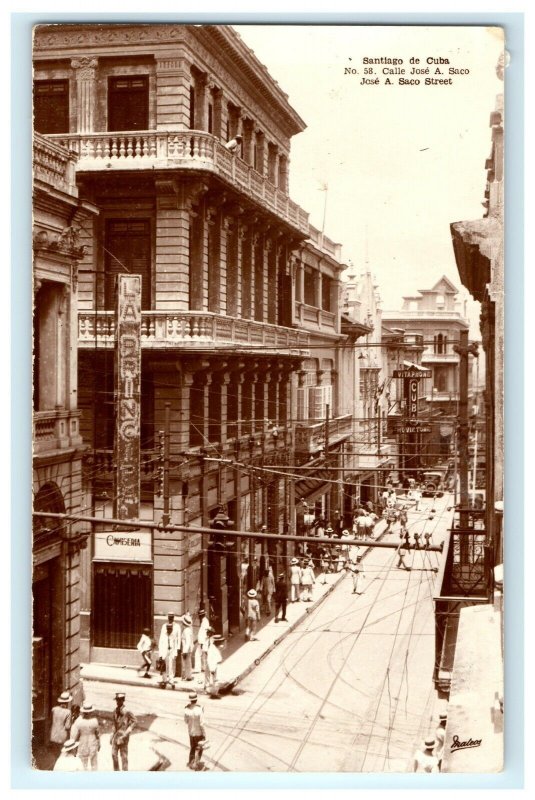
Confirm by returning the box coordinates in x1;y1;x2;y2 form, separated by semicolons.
308;385;333;420
108;76;149;131
34;80;69;134
104;219;151;310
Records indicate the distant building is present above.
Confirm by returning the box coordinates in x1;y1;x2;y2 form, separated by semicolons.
341;269;398;506
383;277;469;471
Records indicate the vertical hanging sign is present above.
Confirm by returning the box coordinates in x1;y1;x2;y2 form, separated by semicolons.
114;274;142;520
409;379;419;418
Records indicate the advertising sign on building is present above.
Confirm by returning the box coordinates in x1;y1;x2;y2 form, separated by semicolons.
409;379;419;417
94;530;152;562
393;368;432;379
114;274;142;520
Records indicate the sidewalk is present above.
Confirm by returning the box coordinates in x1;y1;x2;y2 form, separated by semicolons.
81;524;390;695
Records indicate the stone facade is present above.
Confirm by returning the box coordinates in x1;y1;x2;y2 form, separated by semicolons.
32;133;95;759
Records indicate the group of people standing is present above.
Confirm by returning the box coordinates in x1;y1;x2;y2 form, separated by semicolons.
136;610;225;699
50;691;135;772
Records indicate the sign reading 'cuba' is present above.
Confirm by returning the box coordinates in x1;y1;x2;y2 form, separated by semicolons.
114;274;141;521
94;530;152;562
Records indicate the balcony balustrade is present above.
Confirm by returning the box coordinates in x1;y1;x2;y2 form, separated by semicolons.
294;413;353;454
78;310;310;354
295;303;337;332
48;130;310;235
33;133;77;196
33;410;83;456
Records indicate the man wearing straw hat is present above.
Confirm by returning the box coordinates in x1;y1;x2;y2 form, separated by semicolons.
205;630;225;699
289;558;302;603
181;613;194;681
53;738;84;772
70;702;101;770
434;712;447;769
184;691;206;769
244;588;261;641
49;690;72;760
413;736;440;773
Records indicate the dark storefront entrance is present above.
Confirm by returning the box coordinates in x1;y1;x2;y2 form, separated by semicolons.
32;557;63;757
92;563;152;648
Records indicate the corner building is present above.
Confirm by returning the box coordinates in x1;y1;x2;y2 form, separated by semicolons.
33;24;347;664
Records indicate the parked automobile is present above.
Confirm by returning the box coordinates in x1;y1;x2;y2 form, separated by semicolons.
422;470;446;497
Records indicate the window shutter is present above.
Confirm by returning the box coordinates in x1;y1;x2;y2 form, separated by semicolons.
297;387;308;421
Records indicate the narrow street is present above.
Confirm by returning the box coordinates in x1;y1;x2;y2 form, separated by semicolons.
84;493;451;772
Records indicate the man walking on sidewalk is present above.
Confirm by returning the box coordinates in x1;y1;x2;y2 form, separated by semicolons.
181;614;194;681
274;572;288;622
245;589;261;640
159;612;180;682
289;558;302;602
184;691;206;770
159;622;179;687
195;609;210;675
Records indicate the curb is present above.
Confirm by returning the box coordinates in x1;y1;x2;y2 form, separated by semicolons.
81;522;392;693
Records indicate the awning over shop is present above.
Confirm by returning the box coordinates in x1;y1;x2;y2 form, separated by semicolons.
294;468;337;504
402;360;430;371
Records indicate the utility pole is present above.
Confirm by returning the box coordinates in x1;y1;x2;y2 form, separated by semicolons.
454;329;478;527
325;402;330;521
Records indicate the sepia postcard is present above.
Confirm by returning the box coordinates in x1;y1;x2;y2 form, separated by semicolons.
30;21;505;776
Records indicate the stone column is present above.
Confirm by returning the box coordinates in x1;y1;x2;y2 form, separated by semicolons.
207;205;221;313
56;285;69;409
155;179;207;311
71;57;98;133
155;53;192;130
242;118;255;165
193;70;208;131
240;224;253;320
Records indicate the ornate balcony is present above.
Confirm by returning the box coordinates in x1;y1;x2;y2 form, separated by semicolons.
33;410;83;456
48;130;309;235
33;133;77;197
295;303;337;333
294;413;353;455
78;310;310;355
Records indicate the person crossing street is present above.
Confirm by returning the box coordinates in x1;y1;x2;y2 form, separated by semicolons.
346;555;365;594
111;693;136;771
184;691;206;770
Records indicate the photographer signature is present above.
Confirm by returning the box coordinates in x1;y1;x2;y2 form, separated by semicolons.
450;735;482;752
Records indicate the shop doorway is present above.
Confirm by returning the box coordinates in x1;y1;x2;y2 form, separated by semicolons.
92;563;152;649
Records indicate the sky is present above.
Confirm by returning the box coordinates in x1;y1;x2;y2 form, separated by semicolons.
234;25;504;315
